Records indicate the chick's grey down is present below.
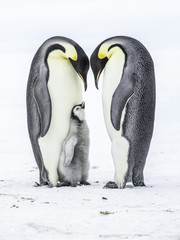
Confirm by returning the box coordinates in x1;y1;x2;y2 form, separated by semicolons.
59;102;90;187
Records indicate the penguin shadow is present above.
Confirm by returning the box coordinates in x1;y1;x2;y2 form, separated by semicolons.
34;181;90;188
57;180;90;188
33;179;153;189
102;181;153;190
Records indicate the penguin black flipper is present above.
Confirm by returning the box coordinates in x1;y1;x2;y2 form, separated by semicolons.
27;61;51;185
111;70;136;131
34;63;51;137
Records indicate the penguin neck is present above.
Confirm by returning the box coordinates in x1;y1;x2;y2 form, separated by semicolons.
47;49;67;60
102;48;126;139
72;116;83;126
70;118;83;136
103;48;125;92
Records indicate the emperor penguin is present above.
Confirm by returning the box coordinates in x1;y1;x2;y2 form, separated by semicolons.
59;102;90;187
90;36;156;189
26;36;89;187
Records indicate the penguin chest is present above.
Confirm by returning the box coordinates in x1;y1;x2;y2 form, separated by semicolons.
102;49;125;139
38;56;82;185
46;57;82;139
102;50;130;187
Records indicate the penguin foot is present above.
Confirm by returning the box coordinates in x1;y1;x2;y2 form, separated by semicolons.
103;181;118;189
57;181;71;187
71;182;78;187
34;181;48;187
80;180;91;186
57;181;78;187
34;182;41;187
133;181;146;187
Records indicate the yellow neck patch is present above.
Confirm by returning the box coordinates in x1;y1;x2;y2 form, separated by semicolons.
48;42;78;61
98;42;121;60
98;43;111;59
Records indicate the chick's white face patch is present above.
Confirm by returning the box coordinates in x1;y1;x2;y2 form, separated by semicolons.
73;106;85;121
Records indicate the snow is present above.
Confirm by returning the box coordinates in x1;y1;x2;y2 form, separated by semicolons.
0;0;180;239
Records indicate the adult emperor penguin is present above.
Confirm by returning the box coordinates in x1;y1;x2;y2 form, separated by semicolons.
27;36;89;187
90;36;155;189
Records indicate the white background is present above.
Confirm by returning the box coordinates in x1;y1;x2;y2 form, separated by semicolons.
0;0;180;239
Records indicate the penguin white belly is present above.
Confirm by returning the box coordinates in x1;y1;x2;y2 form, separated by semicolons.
102;49;130;188
38;54;82;186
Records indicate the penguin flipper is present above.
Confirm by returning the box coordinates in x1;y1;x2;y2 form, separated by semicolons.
34;64;51;137
64;136;78;167
111;72;136;131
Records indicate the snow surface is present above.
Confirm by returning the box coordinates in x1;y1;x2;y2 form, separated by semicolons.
0;0;180;239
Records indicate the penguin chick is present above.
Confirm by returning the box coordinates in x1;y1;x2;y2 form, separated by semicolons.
58;102;90;187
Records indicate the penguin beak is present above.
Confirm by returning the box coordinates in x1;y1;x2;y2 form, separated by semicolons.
69;57;88;91
78;73;87;91
90;50;108;90
95;69;103;89
94;57;108;89
81;101;85;109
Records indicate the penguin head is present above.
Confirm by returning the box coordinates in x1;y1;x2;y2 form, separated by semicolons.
90;38;124;89
46;37;89;91
71;102;86;122
90;43;108;89
68;43;89;91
